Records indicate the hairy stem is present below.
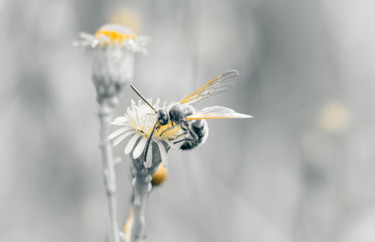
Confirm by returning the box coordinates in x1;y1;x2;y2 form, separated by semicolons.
130;168;152;242
129;151;161;242
98;101;121;242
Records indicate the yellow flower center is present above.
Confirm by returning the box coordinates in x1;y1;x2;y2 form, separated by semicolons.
95;29;136;45
155;122;182;139
126;99;186;142
131;120;182;141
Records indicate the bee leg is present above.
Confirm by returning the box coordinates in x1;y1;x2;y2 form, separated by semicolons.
170;127;191;144
173;138;195;145
169;131;189;141
175;122;199;150
160;124;176;136
179;137;200;150
182;121;198;140
179;120;207;150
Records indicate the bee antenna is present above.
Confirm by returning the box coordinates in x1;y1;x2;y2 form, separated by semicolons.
143;121;158;164
130;84;157;113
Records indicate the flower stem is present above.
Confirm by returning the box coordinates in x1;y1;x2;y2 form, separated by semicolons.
130;167;152;242
128;155;161;242
98;101;121;242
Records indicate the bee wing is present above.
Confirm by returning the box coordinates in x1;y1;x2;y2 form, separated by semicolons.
180;70;239;104
185;106;252;120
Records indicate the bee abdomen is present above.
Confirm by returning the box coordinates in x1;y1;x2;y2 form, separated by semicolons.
180;120;208;150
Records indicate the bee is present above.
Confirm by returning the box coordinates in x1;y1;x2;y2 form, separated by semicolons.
130;70;252;162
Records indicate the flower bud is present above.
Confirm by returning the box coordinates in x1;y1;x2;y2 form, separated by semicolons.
74;24;149;103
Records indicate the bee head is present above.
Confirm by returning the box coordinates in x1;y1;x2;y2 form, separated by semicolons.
157;109;170;126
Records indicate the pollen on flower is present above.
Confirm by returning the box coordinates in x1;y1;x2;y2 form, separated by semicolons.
110;98;188;168
95;25;136;46
126;99;183;141
73;23;149;54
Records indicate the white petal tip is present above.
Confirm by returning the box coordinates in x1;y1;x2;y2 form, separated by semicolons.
143;161;151;168
157;142;168;167
145;144;153;168
132;138;147;159
125;135;139;155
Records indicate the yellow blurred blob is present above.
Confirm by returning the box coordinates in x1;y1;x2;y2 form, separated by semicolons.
110;9;141;34
123;208;133;241
320;102;350;132
152;164;168;186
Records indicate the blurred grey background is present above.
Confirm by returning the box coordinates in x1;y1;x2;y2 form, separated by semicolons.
1;0;375;241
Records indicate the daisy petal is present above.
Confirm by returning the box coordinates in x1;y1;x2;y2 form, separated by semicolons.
131;100;136;108
157;141;168;167
111;116;127;125
125;135;140;155
145;143;153;168
154;98;160;108
79;32;95;41
108;127;131;140
133;138;147;159
113;131;132;146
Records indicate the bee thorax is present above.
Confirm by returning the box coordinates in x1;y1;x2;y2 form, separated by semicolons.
169;104;193;124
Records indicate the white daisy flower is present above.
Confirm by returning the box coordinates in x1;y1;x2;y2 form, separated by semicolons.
109;99;187;168
73;24;150;102
73;23;149;52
